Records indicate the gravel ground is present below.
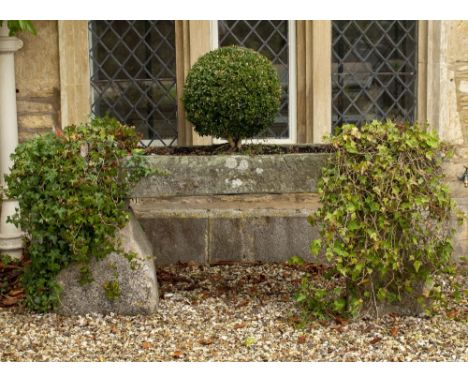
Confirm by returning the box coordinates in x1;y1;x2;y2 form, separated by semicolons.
0;263;466;361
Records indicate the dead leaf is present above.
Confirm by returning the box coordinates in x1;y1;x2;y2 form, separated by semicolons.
303;263;327;274
390;326;399;337
236;300;249;308
234;322;247;329
1;296;20;306
369;337;382;345
447;309;458;319
288;315;301;325
334;316;348;326
210;260;236;266
297;335;306;344
8;288;23;297
142;342;152;350
199;338;214;346
252;274;266;284
172;350;184;359
331;325;345;333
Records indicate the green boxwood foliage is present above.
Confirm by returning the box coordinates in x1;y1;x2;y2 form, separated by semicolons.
298;121;462;319
5;117;154;312
182;46;281;148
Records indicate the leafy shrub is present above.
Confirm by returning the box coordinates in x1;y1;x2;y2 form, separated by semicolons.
182;46;281;148
5;117;154;312
298;121;462;319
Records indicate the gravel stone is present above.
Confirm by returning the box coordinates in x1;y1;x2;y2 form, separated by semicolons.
0;264;466;361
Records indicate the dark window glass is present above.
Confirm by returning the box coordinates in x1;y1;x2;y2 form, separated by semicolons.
332;21;417;132
89;21;177;146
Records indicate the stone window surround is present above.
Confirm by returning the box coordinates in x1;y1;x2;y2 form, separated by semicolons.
57;20;445;145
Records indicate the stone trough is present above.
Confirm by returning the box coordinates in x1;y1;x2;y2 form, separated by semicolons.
56;152;329;315
131;153;330;265
56;150;467;316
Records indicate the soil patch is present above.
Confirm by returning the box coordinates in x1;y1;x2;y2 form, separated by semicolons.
145;143;335;156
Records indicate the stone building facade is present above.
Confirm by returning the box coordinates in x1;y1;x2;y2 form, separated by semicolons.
9;20;468;262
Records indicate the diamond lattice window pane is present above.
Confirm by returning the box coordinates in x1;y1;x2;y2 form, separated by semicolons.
332;21;417;132
89;21;178;146
218;20;289;139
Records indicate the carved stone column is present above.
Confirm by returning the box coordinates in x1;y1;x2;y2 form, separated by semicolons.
0;22;24;259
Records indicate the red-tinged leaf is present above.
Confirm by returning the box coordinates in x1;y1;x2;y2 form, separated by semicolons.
297;335;307;344
390;326;399;337
54;126;64;137
369;337;382;345
142;342;152;350
172;351;184;359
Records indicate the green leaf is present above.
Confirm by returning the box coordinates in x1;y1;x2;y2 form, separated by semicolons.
310;239;322;256
288;255;305;266
348;220;360;230
413;260;422;273
333;298;346;312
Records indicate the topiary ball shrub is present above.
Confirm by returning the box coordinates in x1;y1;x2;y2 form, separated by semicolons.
297;121;463;320
182;46;281;148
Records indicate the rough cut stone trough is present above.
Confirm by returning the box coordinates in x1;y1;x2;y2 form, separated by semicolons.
56;150;465;316
56;152;330;315
131;153;330;264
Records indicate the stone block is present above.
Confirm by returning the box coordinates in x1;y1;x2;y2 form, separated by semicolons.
139;216;208;265
208;215;319;264
209;217;250;263
248;216;319;263
56;211;158;315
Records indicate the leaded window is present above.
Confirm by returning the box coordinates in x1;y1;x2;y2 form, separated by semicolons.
218;20;292;140
332;21;417;131
89;20;178;146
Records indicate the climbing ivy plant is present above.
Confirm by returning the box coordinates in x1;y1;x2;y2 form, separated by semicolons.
6;117;155;312
297;121;463;319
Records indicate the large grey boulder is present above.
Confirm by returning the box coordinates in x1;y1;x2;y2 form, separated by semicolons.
56;211;158;315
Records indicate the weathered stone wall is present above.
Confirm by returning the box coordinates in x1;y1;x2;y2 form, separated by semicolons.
447;21;468;142
440;21;468;264
15;21;60;142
